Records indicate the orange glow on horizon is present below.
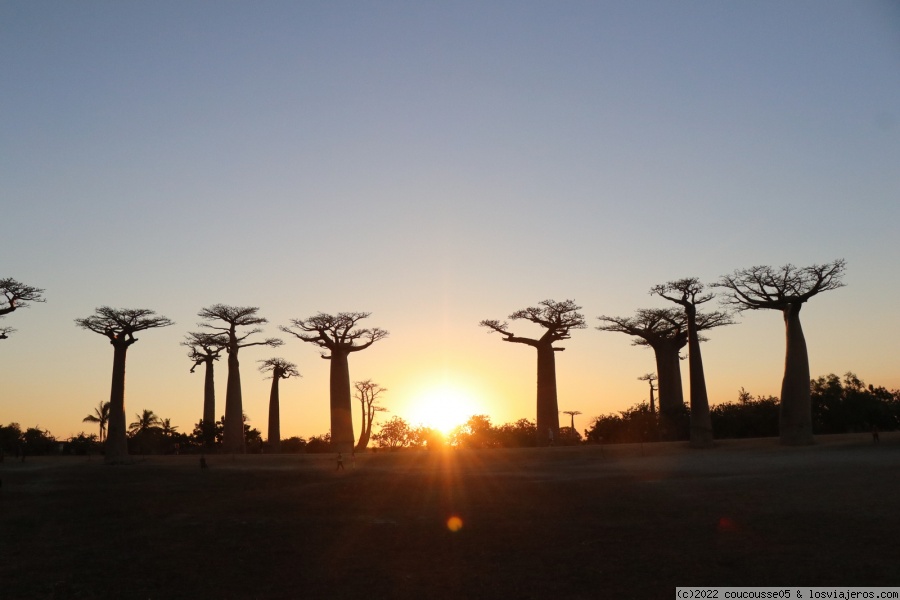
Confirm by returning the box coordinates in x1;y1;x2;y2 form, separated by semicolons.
405;382;483;435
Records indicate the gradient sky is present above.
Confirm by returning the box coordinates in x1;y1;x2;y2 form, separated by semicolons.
2;1;899;441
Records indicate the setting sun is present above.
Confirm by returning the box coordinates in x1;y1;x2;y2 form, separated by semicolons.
406;384;482;434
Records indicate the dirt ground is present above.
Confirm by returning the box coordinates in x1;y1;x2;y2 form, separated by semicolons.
1;433;898;599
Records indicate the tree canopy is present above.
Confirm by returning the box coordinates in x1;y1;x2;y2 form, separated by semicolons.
717;260;846;311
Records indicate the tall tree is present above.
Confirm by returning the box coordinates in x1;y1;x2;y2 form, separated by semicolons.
354;379;388;452
717;260;846;445
598;309;688;433
651;278;734;447
481;299;586;445
198;305;282;454
183;331;228;449
82;400;110;442
561;410;582;431
258;358;300;453
638;373;658;414
74;307;174;463
0;277;45;340
128;409;162;436
281;312;388;454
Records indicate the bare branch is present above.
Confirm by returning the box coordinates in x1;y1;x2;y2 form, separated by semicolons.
716;259;846;311
183;331;228;372
198;304;280;352
481;299;585;348
651;277;714;308
75;307;174;345
282;311;388;356
198;304;268;327
597;308;690;351
258;357;301;379
0;278;46;316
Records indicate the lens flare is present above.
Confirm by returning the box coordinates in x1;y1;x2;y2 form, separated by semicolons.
446;516;464;532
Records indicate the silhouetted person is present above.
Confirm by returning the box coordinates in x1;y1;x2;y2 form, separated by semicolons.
336;453;344;471
200;455;208;469
872;426;880;444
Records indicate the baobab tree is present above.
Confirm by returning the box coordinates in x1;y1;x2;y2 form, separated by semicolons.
651;278;734;447
0;277;45;339
598;308;689;437
561;410;582;431
198;305;282;454
481;299;586;445
75;307;174;463
281;312;388;454
638;373;657;414
717;260;846;446
82;400;110;443
258;357;300;453
354;379;388;452
183;331;229;449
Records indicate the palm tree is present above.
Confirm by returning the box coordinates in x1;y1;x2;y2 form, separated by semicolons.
82;401;110;442
129;409;161;436
159;418;178;437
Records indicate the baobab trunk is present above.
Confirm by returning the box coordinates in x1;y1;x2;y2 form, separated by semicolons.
356;401;369;451
780;304;813;446
329;350;355;454
685;308;713;447
105;343;130;463
223;351;245;454
356;404;374;451
356;420;372;452
536;344;560;445
267;376;281;453
654;343;686;440
203;361;216;449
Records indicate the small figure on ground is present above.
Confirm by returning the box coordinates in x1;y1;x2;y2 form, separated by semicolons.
336;453;344;471
548;428;554;446
200;455;208;469
872;426;880;444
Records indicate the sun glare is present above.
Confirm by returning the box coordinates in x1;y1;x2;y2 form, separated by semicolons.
407;384;481;434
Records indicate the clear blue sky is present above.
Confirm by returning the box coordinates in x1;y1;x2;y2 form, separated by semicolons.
2;1;899;440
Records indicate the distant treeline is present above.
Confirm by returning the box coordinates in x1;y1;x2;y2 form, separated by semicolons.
2;372;896;457
585;372;899;445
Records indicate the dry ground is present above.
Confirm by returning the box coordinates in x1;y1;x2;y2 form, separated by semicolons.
1;433;898;599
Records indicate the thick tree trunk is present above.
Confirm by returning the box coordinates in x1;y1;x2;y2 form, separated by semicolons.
203;360;216;449
104;343;130;464
653;341;686;440
330;350;355;454
686;307;713;447
223;349;245;454
535;344;560;446
267;377;281;453
356;399;368;451
356;405;373;451
780;304;813;445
